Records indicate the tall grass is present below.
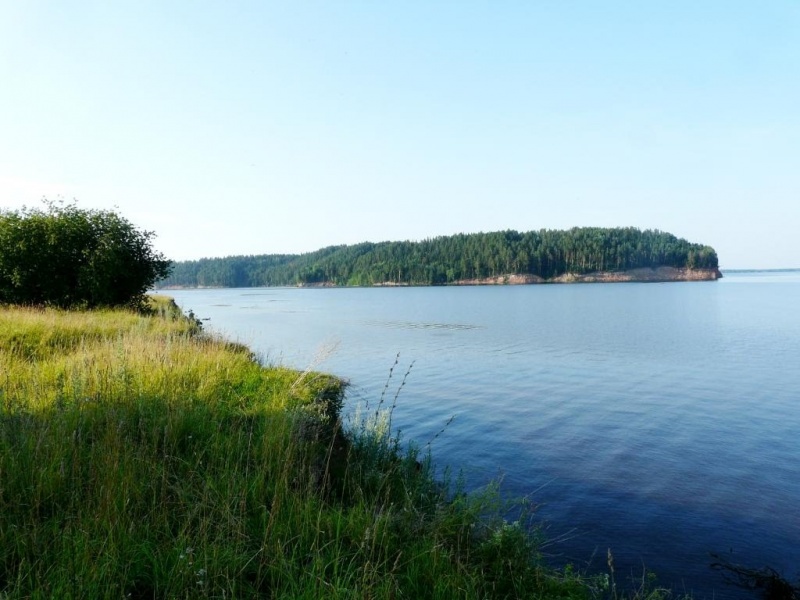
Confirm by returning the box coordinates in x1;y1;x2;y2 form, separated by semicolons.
0;298;649;598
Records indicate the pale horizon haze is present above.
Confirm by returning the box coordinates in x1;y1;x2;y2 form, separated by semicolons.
2;2;798;269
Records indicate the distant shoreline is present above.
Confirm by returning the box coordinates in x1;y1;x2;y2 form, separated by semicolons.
157;267;722;290
156;227;720;289
325;266;722;287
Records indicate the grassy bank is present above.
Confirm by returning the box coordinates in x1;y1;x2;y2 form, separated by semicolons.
1;298;626;599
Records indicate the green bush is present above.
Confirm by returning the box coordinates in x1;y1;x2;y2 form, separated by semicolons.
0;201;171;309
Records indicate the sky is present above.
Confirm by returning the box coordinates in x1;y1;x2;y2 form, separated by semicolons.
1;2;798;269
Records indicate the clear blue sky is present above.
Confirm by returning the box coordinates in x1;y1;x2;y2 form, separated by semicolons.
1;2;798;269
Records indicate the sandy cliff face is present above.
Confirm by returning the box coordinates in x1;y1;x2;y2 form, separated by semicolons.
548;267;722;283
451;267;721;285
451;274;545;285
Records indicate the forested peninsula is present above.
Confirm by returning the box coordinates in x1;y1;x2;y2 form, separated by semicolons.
157;227;721;289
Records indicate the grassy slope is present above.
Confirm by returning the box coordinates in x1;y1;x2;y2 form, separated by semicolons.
0;298;627;599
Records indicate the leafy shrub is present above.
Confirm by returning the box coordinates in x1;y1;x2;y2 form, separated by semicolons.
0;201;171;309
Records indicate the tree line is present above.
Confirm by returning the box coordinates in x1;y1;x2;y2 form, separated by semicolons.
157;227;718;288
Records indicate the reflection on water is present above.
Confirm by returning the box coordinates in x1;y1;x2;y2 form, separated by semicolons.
167;272;800;600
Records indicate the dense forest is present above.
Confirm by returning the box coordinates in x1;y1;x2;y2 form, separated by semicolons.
157;227;719;288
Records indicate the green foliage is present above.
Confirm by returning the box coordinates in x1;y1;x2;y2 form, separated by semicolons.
0;201;171;308
158;227;719;288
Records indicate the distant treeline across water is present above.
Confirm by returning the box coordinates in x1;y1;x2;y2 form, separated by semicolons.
158;227;719;288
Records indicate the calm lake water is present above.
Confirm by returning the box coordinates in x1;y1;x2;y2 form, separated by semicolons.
167;271;800;599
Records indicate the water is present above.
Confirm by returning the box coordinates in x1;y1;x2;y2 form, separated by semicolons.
166;271;800;599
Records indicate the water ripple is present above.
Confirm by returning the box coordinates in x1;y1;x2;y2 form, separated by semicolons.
363;319;482;331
